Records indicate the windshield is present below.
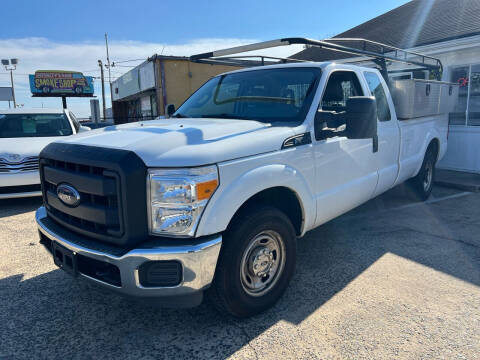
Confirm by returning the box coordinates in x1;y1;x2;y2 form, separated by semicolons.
0;113;73;138
175;67;321;124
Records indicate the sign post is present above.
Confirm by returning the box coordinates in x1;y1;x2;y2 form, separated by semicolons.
2;59;18;107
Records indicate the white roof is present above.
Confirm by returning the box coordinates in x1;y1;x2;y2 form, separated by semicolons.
0;108;67;115
219;61;328;76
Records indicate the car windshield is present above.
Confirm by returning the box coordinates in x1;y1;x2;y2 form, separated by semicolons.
175;67;321;124
0;113;73;138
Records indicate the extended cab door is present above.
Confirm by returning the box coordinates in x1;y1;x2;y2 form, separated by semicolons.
313;70;379;226
362;71;401;197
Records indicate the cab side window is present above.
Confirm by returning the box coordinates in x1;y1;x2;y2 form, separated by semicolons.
364;72;391;122
320;71;363;111
315;71;364;140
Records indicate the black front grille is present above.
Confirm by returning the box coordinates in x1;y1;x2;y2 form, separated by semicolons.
39;142;149;247
41;157;123;241
0;156;39;173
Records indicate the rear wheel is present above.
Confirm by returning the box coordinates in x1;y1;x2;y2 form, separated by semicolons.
208;205;296;318
408;144;437;201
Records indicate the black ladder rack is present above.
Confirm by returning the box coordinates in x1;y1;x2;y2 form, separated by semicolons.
190;37;443;80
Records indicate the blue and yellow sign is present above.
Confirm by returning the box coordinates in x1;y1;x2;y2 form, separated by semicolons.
29;70;94;97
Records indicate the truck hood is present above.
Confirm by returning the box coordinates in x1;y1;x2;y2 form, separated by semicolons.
0;136;63;160
55;119;296;167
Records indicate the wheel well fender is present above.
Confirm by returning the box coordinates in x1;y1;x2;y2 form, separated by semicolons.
196;164;315;237
229;186;304;236
429;137;440;161
413;135;441;177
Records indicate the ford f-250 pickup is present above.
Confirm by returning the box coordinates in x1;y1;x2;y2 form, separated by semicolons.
36;38;455;317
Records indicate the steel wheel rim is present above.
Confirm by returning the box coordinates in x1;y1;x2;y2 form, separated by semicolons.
424;160;433;191
240;230;286;297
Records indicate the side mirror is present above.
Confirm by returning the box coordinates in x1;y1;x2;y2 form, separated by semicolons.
78;125;91;132
345;96;377;140
315;110;346;128
314;110;333;127
166;104;176;117
314;111;331;137
314;110;347;140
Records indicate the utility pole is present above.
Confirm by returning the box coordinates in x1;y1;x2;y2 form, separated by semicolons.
98;60;106;121
2;58;18;108
105;33;113;122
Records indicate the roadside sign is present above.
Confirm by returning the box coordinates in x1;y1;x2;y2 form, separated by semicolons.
0;87;13;101
29;70;94;97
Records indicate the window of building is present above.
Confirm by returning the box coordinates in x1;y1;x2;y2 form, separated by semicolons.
151;94;158;118
468;64;480;126
364;72;391;122
449;64;480;126
390;74;412;81
390;71;426;81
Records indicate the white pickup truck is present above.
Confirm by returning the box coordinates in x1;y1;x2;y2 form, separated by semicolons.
36;38;452;317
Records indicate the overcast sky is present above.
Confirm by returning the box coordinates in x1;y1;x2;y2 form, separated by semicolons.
0;0;408;117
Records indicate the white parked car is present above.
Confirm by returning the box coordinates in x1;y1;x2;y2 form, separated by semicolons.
0;108;90;199
35;39;455;317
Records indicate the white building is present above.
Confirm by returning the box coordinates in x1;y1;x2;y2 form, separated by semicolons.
293;0;480;173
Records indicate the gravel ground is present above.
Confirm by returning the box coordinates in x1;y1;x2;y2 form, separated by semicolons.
1;185;479;359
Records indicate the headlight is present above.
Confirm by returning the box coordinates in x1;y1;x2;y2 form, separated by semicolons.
147;165;219;236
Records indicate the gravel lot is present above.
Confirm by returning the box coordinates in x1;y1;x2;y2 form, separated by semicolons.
1;185;479;359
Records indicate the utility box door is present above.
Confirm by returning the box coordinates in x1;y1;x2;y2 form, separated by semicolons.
391;79;458;120
392;79;440;119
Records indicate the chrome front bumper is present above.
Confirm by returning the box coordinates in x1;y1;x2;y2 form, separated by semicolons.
35;206;222;301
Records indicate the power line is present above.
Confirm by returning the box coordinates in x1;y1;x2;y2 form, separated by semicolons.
111;58;146;64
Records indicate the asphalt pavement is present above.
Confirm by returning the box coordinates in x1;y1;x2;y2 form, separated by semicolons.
1;185;479;359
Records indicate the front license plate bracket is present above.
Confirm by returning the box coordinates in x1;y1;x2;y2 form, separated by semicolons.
52;242;78;277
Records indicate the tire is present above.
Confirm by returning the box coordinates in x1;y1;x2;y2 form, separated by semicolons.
208;205;296;318
407;145;437;201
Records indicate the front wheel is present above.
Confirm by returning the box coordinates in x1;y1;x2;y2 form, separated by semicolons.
208;205;296;317
408;145;436;201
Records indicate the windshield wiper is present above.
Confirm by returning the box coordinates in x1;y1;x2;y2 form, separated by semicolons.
172;113;187;118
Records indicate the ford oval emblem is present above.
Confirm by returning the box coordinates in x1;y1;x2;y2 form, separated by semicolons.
57;183;81;207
